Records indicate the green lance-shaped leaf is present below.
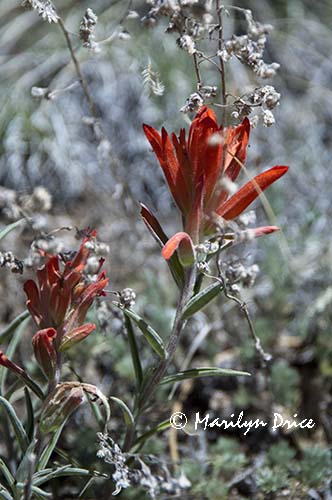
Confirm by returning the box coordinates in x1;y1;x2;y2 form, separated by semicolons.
0;315;43;400
110;396;134;426
33;466;95;486
18;373;44;400
15;480;52;500
181;281;224;321
0;458;16;494
133;419;171;451
30;486;53;499
0;316;30;394
83;384;111;428
124;315;143;389
160;367;251;385
87;394;105;431
0;219;25;242
37;422;66;471
20;485;52;499
0;396;29;453
123;308;167;360
24;387;35;441
78;477;96;499
0;486;13;500
16;439;39;484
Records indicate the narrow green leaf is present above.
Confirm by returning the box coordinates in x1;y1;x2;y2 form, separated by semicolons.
124;315;143;389
15;482;51;500
87;396;104;430
168;254;185;289
193;271;204;295
30;486;52;499
37;422;65;471
28;490;45;500
0;396;29;453
0;316;30;394
0;458;15;493
0;310;30;344
18;373;44;400
181;281;224;321
24;388;35;440
160;367;251;385
0;315;43;401
123;309;166;359
16;438;38;483
0;486;13;500
0;219;24;242
110;396;134;426
83;385;111;429
78;477;96;498
34;466;93;486
133;419;171;451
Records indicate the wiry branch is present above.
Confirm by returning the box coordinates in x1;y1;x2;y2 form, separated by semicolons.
216;0;227;123
57;18;97;121
216;250;272;366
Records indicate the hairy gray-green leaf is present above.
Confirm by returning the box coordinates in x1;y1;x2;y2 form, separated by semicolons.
34;466;94;486
37;422;65;471
0;486;13;500
0;396;29;453
30;486;52;499
124;315;143;389
110;396;134;426
18;373;44;400
0;459;16;494
133;419;171;451
123;308;166;359
0;316;30;394
0;219;24;242
24;387;34;440
160;367;251;385
16;439;38;483
181;281;224;321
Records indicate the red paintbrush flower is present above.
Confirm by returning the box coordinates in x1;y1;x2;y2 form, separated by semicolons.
24;231;109;358
143;107;288;250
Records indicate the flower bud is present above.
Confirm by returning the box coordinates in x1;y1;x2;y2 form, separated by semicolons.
32;328;57;380
40;382;85;433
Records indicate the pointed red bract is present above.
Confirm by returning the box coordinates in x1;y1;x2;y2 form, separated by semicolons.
217;166;288;220
250;226;280;238
143;124;188;213
60;323;96;351
185;175;205;244
140;202;169;246
223;117;250;180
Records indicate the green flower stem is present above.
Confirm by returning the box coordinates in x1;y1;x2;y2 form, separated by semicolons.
123;264;196;452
